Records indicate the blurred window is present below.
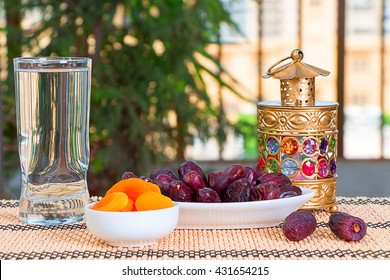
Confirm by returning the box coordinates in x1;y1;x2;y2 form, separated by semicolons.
192;0;390;160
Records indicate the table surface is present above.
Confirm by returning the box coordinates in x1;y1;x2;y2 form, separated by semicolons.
1;197;389;260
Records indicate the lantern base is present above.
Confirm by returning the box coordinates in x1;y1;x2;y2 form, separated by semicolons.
292;177;337;212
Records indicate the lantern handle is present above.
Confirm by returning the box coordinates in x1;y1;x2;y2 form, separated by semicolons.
264;49;304;78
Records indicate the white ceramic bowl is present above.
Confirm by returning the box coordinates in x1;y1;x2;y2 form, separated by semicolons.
85;203;179;247
176;187;315;229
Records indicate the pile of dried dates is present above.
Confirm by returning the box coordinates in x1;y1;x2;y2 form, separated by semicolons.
122;160;302;203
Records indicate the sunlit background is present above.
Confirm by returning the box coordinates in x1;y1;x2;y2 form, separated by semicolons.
189;0;390;160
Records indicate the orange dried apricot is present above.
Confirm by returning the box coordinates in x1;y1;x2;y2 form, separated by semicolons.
135;191;174;211
106;178;155;201
121;198;135;212
92;192;128;211
146;182;161;194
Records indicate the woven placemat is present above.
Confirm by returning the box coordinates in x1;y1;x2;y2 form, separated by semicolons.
0;197;389;260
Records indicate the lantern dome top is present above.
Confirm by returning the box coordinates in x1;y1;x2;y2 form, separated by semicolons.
262;49;330;80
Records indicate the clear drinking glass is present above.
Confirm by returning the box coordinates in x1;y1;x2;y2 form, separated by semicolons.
14;57;91;225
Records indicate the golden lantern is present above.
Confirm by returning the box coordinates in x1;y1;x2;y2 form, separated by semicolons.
257;49;338;212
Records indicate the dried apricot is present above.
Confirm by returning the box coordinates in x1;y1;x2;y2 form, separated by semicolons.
106;178;157;201
135;191;174;211
147;182;161;194
121;198;135;212
92;192;128;212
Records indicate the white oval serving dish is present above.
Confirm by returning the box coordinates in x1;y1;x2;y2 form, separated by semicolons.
175;187;314;229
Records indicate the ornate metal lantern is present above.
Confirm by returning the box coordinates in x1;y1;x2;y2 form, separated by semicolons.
257;49;338;212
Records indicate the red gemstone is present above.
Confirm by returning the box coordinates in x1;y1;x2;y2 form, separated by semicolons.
318;160;329;178
302;160;315;177
258;157;266;170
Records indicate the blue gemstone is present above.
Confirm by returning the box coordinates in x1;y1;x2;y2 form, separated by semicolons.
282;160;298;176
267;137;279;154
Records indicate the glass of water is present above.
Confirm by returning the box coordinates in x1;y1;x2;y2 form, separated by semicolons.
14;57;91;225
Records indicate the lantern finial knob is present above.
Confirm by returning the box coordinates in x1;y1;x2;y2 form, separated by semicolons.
291;49;304;61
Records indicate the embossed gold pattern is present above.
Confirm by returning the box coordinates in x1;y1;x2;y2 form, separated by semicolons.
296;178;337;211
257;102;338;133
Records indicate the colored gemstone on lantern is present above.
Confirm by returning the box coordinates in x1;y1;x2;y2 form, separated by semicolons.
317;160;329;178
258;157;266;170
265;158;278;173
330;138;336;149
319;139;328;154
302;160;315;177
302;138;317;155
330;158;337;174
317;155;326;161
282;138;299;155
259;135;265;147
266;137;279;154
282;159;298;176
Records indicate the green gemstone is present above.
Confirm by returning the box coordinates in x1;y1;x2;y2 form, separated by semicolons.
259;136;265;147
330;138;336;149
266;159;278;173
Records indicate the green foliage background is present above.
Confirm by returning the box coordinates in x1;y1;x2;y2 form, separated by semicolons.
1;0;250;197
